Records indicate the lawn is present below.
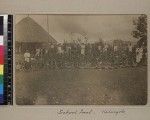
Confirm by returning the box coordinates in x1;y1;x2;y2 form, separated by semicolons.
15;66;147;105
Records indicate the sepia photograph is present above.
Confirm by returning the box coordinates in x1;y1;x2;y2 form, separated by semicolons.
15;14;147;105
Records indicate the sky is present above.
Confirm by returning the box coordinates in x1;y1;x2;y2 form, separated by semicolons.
15;14;139;43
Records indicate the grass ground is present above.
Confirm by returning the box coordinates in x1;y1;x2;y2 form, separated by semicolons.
16;66;147;105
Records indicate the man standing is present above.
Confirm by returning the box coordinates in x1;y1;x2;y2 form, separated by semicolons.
35;48;41;58
127;43;133;66
57;43;64;68
49;43;57;68
24;50;31;70
81;43;86;55
136;47;143;65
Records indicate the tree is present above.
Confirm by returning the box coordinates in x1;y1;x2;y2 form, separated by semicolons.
132;14;147;47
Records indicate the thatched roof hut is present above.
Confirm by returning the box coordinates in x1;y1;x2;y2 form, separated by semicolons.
16;17;56;43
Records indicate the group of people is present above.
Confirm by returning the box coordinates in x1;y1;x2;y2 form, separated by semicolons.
16;41;147;70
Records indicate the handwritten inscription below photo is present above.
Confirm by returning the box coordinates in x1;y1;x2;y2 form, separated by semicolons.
15;14;147;105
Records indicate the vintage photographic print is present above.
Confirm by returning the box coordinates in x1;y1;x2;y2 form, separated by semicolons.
15;14;147;105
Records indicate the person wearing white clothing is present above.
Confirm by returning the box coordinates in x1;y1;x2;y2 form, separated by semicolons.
35;48;40;58
128;44;132;52
103;44;108;52
24;50;31;62
136;47;143;63
114;45;118;52
81;43;85;55
57;45;63;54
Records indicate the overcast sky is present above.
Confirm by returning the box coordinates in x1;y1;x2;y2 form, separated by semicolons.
15;14;139;43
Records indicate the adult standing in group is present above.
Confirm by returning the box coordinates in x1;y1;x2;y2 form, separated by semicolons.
48;43;57;68
24;50;31;70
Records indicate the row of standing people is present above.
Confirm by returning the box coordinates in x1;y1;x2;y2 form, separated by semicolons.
23;42;147;70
